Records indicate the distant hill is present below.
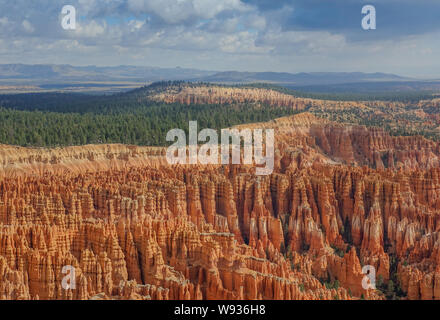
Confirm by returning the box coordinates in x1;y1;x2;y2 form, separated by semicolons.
0;64;412;85
0;64;216;82
284;80;440;93
0;80;439;148
0;64;436;94
195;71;411;85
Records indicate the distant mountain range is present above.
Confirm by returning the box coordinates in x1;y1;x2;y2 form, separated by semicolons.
0;64;413;84
196;71;412;85
0;64;438;94
0;64;215;83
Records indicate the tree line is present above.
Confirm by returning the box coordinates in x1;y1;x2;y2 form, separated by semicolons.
0;101;300;147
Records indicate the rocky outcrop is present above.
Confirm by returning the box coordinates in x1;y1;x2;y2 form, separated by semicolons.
149;85;308;111
0;113;439;300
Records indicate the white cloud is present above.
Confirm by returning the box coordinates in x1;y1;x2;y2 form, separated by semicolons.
220;32;270;54
257;29;346;55
22;20;35;33
128;19;145;32
0;17;9;27
0;0;437;77
127;0;250;24
76;20;107;38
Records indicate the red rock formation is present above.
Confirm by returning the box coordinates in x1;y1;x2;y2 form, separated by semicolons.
0;113;440;300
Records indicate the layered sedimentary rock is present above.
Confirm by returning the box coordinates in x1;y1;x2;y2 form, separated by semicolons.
0;113;440;300
147;83;440;142
0;144;167;178
149;85;308;110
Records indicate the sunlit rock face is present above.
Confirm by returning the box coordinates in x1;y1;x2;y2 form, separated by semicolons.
1;113;440;300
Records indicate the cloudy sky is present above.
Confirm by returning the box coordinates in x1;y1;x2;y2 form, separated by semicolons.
0;0;439;78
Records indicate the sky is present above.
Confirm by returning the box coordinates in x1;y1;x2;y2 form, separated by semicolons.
0;0;439;78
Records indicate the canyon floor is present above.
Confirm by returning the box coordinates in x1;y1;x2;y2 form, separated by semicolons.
1;85;440;300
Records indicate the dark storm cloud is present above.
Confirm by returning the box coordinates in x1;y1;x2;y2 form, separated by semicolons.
244;0;440;40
